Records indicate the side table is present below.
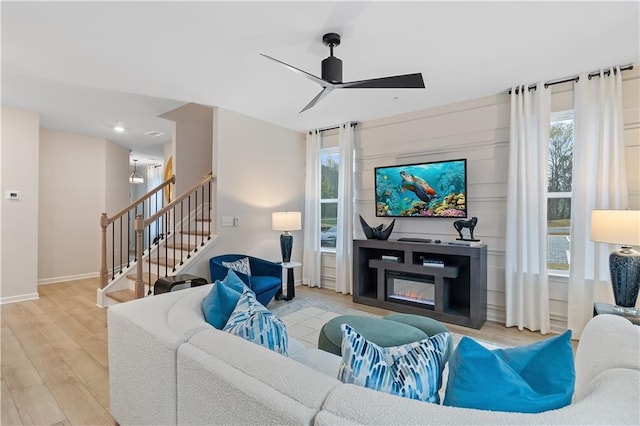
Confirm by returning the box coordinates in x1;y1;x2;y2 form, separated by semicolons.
276;261;301;301
593;302;640;325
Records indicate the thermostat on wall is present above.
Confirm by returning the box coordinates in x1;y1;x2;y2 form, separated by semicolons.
5;190;20;200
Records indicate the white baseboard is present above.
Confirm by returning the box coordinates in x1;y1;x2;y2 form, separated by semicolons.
1;293;39;305
38;272;99;285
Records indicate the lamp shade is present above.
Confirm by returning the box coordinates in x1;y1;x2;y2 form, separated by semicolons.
272;212;301;232
591;210;640;246
129;173;144;184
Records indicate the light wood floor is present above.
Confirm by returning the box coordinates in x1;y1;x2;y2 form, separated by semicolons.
2;278;553;425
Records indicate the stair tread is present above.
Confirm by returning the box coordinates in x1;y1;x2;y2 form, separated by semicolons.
126;273;159;285
182;229;210;236
106;289;135;303
148;256;178;267
166;242;197;251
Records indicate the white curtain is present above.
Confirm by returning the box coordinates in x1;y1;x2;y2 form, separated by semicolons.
567;66;628;338
505;83;551;334
303;130;322;288
335;123;355;294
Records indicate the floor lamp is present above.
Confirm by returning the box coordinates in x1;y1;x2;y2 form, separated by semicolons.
591;210;640;314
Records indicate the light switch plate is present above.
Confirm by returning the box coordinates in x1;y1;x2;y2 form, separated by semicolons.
5;190;20;200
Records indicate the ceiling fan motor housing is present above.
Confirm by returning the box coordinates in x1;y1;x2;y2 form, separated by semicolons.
322;56;343;83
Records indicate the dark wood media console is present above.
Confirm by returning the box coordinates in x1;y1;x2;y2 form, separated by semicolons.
353;239;487;329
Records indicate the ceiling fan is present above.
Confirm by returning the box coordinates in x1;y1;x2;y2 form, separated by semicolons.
261;33;425;113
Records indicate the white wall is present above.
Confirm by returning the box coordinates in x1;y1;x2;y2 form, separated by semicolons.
320;67;639;331
211;108;305;270
106;140;131;214
320;94;511;305
1;108;40;303
160;103;213;195
38;128;129;283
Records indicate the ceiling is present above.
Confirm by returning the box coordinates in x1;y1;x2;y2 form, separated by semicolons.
2;1;639;164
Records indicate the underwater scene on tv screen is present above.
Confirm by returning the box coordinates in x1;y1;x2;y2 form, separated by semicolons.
375;159;467;217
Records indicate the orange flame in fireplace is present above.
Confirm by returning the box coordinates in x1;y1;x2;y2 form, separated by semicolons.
390;287;433;305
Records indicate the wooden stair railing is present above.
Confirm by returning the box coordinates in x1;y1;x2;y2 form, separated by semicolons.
134;172;214;298
100;175;176;289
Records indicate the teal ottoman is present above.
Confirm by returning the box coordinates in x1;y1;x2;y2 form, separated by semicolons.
318;313;453;361
383;313;454;362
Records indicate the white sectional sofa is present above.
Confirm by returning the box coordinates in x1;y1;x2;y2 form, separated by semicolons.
107;284;640;425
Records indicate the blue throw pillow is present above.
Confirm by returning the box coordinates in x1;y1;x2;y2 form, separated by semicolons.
223;288;288;355
443;330;575;413
201;270;248;330
221;269;246;293
338;324;450;404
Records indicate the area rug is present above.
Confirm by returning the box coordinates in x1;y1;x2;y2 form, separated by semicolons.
269;296;379;319
269;296;502;350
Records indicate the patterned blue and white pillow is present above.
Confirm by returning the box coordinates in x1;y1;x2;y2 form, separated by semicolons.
223;288;288;355
222;257;252;276
338;324;450;404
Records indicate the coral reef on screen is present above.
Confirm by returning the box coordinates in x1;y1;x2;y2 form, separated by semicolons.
375;160;467;217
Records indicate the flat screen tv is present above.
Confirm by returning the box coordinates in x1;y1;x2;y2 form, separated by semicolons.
375;159;467;217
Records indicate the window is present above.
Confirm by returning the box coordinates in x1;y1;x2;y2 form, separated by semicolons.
320;148;339;249
547;111;574;271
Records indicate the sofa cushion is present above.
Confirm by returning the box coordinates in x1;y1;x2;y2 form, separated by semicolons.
181;329;342;425
443;330;575;413
201;270;247;330
290;348;341;378
573;314;640;401
338;324;450;404
223;289;288;355
222;256;252;276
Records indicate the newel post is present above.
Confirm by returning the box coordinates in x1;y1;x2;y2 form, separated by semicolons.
134;214;145;299
100;213;109;289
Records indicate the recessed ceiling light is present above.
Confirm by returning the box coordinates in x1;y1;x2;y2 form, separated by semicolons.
144;130;164;137
113;121;125;132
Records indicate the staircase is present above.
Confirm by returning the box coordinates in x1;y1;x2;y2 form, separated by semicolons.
97;172;216;307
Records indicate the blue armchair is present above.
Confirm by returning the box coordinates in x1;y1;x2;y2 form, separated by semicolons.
209;254;282;307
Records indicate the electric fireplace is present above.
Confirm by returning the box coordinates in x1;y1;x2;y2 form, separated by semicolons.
386;270;435;307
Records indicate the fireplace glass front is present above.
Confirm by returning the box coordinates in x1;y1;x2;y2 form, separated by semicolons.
386;271;435;307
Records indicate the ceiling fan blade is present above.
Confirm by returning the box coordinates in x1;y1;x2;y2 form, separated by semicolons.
338;73;425;89
260;53;328;87
300;87;334;113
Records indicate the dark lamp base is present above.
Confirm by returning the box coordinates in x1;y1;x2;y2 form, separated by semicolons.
280;232;293;263
609;247;640;310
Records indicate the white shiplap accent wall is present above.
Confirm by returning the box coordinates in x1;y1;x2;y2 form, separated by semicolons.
352;94;511;325
320;66;639;331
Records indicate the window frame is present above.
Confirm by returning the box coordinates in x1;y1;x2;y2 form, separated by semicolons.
320;147;339;252
547;109;574;276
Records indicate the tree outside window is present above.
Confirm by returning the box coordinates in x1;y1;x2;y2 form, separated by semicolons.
320;149;339;249
547;112;573;271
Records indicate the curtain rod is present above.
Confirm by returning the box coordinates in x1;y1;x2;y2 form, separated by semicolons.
308;121;358;135
509;63;634;94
